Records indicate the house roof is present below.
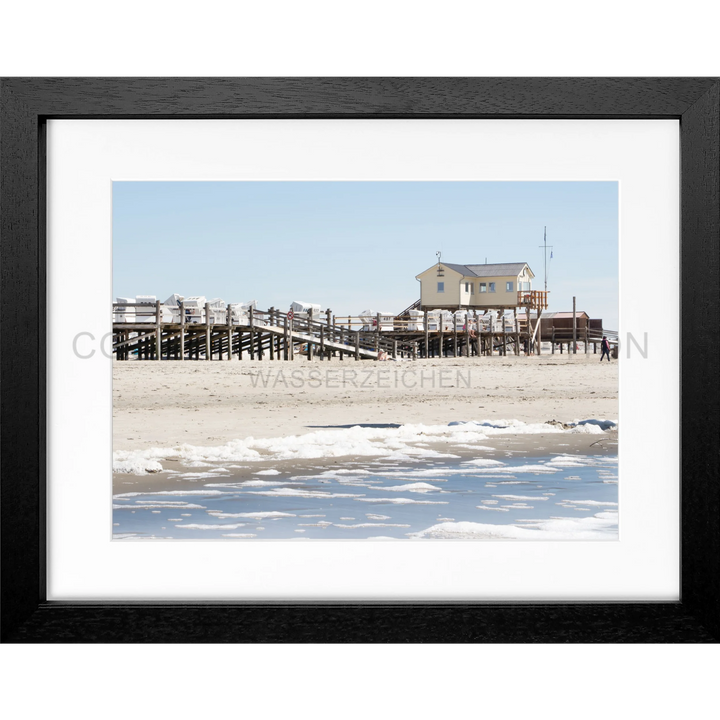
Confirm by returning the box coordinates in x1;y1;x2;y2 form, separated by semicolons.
417;261;534;280
542;311;590;319
463;263;531;278
439;263;473;276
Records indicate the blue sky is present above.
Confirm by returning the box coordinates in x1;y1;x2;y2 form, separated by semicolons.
113;181;618;328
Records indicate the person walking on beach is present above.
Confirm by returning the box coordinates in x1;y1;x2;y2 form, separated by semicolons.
600;336;611;362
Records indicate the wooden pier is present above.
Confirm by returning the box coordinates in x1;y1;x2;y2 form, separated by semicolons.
113;302;418;361
113;301;612;361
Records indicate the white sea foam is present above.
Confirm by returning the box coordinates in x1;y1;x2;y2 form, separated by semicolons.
380;482;443;493
372;468;467;478
470;464;559;475
134;500;198;506
114;490;225;499
246;488;364;499
354;497;448;505
492;494;548;501
471;474;518;479
222;533;257;538
411;511;618;539
335;523;411;529
220;480;287;488
546;456;593;467
232;511;297;518
255;469;281;475
113;503;207;510
366;514;391;520
114;459;164;475
568;423;605;435
562;499;618;507
175;523;247;530
114;419;618;474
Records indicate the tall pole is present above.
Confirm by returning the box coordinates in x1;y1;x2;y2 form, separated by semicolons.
539;226;553;294
572;296;577;355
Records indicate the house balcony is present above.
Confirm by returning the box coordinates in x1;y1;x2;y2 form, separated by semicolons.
517;290;549;311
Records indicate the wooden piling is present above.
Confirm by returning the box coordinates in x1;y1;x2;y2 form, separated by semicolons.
226;306;232;361
525;307;531;355
424;309;429;359
331;312;336;359
572;296;577;354
284;315;289;360
179;301;185;361
155;300;162;361
249;306;255;361
204;302;211;360
289;312;295;360
307;308;314;360
258;311;264;360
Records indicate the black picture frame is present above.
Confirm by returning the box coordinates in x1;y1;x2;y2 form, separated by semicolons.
1;78;718;643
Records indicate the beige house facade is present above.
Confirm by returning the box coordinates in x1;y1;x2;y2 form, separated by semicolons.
416;262;536;310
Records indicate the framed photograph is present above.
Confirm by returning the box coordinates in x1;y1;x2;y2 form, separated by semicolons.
1;78;718;642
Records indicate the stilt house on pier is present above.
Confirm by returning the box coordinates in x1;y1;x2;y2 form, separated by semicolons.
416;261;547;312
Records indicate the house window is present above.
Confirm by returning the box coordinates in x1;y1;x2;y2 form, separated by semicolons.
479;283;486;293
489;282;496;293
506;281;513;292
437;282;445;293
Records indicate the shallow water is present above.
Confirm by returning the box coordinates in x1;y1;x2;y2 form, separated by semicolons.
113;452;618;540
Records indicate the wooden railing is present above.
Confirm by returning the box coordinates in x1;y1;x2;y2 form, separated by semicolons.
112;303;420;360
517;290;549;310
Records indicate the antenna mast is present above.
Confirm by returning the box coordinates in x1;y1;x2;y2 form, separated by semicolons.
539;226;553;293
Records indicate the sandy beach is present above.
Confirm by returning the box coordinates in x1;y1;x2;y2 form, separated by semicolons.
113;354;618;539
113;353;618;452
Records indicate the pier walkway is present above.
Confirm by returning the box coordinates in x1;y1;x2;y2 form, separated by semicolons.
113;301;613;361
